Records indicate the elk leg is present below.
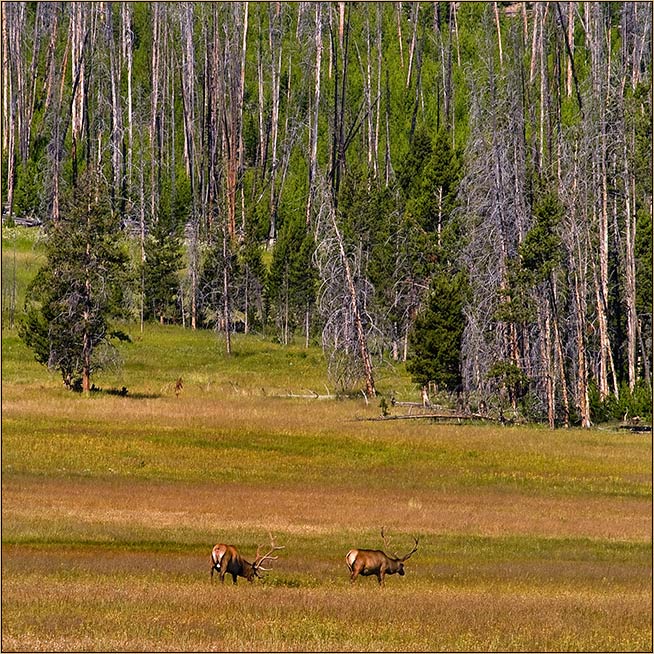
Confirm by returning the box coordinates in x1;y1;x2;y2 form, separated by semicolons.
231;573;238;585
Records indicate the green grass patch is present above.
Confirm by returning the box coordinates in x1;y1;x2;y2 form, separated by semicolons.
2;302;651;651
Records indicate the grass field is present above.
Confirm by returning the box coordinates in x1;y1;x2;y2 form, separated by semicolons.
2;227;652;651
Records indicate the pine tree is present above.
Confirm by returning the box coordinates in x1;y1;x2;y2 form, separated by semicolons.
267;213;317;344
19;171;131;391
407;270;467;391
142;181;185;324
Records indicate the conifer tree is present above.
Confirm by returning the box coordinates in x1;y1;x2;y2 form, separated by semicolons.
267;213;317;345
407;270;467;391
19;171;131;392
142;181;186;324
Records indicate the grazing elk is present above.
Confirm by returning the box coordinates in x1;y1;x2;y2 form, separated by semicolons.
346;528;419;586
210;533;284;584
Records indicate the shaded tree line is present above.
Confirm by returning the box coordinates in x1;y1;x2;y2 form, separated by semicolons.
3;2;651;425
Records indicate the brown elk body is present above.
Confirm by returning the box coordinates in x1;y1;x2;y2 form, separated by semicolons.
210;535;283;584
346;529;419;586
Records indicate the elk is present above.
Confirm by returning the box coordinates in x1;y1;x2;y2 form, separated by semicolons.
210;533;284;584
346;528;419;586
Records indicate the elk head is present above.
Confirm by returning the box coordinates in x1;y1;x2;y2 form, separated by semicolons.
381;526;419;576
249;533;285;580
210;532;284;584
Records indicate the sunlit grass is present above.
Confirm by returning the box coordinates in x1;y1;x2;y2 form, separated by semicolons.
2;275;652;651
2;553;651;652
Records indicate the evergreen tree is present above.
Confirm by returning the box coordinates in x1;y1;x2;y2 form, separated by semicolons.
143;218;183;324
19;171;131;392
407;270;467;390
267;213;317;344
235;228;267;334
407;129;461;243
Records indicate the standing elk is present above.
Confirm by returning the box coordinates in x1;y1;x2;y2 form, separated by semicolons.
210;533;284;584
346;528;419;586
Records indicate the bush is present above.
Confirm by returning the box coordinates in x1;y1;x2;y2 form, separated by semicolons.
589;380;653;424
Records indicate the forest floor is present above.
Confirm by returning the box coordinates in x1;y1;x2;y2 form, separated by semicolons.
2;320;652;651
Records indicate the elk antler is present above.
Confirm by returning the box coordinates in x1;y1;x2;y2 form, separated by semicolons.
401;536;419;561
254;532;285;572
381;527;400;558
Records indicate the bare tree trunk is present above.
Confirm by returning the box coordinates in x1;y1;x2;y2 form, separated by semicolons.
384;69;392;186
566;2;574;97
150;2;162;221
4;5;15;219
122;4;134;189
223;228;232;355
406;2;419;87
329;205;376;398
268;2;281;243
374;4;382;177
550;276;570;427
70;3;86;186
624;140;638;390
493;2;503;67
396;2;404;68
540;303;555;429
106;3;123;210
306;2;322;225
574;273;591;428
1;7;9;156
451;1;461;67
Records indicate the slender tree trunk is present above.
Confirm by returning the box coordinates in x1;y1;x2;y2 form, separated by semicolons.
107;4;123;211
150;3;161;221
70;3;86;187
306;2;322;225
493;2;503;67
406;3;419;87
1;7;9;155
268;3;281;243
540;302;555;429
396;2;404;68
223;227;232;355
122;4;134;190
549;276;570;427
329;203;376;398
624;144;638;390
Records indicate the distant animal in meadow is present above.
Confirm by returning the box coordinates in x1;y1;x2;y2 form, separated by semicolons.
346;527;419;586
174;377;183;397
210;533;284;584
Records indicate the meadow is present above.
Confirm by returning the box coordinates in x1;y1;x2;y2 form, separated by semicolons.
2;227;652;651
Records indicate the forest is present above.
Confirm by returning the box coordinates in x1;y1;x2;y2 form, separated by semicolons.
2;1;652;427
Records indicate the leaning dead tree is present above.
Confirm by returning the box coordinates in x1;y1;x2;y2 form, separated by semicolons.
314;178;377;398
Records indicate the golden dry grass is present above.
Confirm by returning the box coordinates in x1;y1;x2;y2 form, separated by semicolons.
2;322;652;651
2;545;651;652
3;474;650;543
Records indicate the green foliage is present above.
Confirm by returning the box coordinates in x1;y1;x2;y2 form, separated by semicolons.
18;171;132;390
13;159;42;218
407;270;467;390
487;360;531;410
266;212;317;341
519;192;563;283
405;129;461;240
142;175;189;323
589;380;653;424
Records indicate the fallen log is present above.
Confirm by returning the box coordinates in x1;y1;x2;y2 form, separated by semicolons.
358;412;500;422
272;390;337;400
619;424;652;433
